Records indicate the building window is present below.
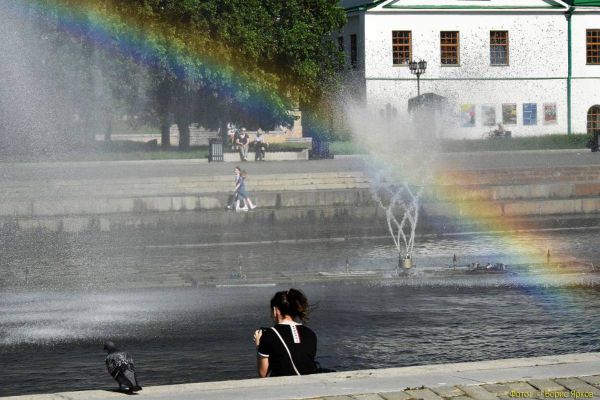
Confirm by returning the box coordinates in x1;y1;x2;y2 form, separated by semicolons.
588;105;600;134
441;31;459;65
350;34;357;69
392;31;411;65
587;30;600;65
490;31;509;65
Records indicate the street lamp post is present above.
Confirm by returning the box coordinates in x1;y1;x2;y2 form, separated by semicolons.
408;59;427;96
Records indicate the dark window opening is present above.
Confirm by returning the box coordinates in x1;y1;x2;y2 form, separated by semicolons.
490;31;509;65
392;31;411;65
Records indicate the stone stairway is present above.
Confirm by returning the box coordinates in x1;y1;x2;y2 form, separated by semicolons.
0;172;372;219
1;164;600;233
425;165;600;219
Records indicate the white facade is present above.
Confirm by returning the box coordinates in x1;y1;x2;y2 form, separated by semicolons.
338;0;600;138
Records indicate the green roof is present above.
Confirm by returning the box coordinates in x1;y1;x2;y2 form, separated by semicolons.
384;0;565;10
343;0;387;12
565;0;600;5
342;0;600;12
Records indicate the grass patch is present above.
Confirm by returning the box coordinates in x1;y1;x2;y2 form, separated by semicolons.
441;134;589;152
0;142;208;163
328;134;590;155
329;141;361;155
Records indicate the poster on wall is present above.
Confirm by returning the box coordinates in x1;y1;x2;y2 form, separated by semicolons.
460;104;476;127
481;105;496;126
544;103;557;124
502;103;517;125
523;103;537;126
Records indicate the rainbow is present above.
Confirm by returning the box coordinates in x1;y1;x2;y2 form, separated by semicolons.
1;0;290;123
431;167;600;291
363;147;597;291
2;0;596;288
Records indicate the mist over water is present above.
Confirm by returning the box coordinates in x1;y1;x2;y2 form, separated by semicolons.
342;94;444;261
2;229;600;347
0;2;141;156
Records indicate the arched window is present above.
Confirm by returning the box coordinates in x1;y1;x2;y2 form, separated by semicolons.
588;105;600;135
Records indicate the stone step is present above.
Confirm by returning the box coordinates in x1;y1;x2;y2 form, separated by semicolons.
430;182;600;201
6;171;600;199
3;191;600;222
0;172;365;185
4;177;600;203
441;165;600;186
0;189;376;217
0;183;373;201
424;197;600;218
3;166;600;198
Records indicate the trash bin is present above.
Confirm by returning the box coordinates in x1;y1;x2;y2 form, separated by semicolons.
209;139;224;162
309;138;333;160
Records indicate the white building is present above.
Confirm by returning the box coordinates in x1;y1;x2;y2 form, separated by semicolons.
338;0;600;138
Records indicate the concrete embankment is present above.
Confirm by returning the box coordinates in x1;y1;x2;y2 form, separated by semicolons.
2;154;600;235
5;352;600;400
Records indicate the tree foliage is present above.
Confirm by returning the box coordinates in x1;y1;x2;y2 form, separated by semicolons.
41;0;347;149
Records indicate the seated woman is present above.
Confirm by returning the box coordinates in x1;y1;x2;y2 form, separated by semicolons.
253;289;317;377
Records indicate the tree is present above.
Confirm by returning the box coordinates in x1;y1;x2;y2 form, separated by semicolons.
2;0;346;151
57;0;346;148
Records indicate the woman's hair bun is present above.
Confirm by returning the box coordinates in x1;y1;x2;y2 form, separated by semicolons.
271;288;310;322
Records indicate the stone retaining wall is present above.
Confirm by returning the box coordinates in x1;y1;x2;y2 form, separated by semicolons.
442;165;600;185
5;353;600;400
2;165;600;234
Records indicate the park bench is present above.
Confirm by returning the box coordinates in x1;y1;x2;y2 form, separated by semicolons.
285;137;313;144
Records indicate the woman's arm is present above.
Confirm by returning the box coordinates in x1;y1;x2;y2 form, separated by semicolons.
254;329;270;377
257;357;269;378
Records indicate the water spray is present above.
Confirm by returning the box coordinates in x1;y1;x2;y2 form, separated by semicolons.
373;178;426;274
342;90;439;277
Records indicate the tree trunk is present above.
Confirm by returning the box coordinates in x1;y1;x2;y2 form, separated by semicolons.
157;79;173;149
177;121;190;150
219;120;229;142
160;122;171;149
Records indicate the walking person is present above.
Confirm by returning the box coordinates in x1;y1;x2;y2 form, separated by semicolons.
233;166;256;211
253;289;317;377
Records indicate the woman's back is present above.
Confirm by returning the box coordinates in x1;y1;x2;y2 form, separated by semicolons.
257;323;317;376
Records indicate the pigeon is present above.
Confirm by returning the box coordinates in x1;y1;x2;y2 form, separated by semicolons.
104;341;142;393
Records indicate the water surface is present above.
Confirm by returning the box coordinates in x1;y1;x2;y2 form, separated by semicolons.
1;229;600;396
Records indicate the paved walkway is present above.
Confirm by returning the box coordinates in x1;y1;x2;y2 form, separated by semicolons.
5;353;600;400
1;150;599;183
